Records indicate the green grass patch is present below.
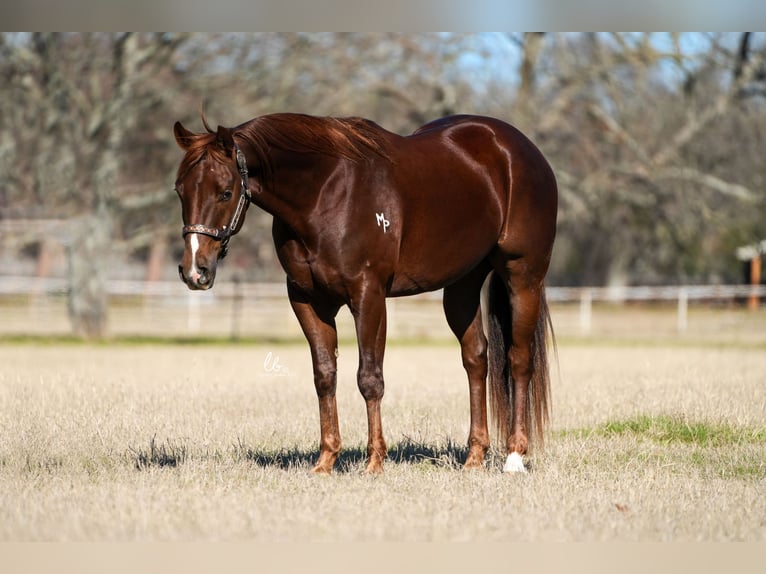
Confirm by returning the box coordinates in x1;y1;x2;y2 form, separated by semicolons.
602;415;764;446
0;332;459;348
563;414;765;447
0;333;308;346
559;415;766;480
3;332;764;352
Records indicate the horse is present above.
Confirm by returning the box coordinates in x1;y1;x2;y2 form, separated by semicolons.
173;112;557;474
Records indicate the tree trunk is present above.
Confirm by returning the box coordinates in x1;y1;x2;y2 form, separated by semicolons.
67;207;111;339
518;33;545;112
145;236;167;282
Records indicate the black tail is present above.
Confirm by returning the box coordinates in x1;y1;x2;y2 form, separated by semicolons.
487;271;555;452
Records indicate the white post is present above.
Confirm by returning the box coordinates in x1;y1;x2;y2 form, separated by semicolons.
188;290;201;333
579;288;592;335
677;287;688;333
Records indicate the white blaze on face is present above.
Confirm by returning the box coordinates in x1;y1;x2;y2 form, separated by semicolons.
188;233;201;281
503;452;527;473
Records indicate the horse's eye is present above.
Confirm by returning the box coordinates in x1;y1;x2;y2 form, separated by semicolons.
219;190;233;202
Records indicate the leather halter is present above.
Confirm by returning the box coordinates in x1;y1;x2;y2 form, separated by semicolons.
181;143;252;259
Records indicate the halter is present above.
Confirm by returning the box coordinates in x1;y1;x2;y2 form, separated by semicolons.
181;143;252;259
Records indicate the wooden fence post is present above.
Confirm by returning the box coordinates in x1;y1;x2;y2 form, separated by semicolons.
748;256;761;311
677;287;688;333
579;288;592;335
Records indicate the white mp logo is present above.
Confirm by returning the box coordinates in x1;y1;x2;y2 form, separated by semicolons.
375;212;390;233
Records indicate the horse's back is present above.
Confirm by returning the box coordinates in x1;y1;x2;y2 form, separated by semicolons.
407;114;555;195
401;114;557;239
381;115;555;294
411;114;558;260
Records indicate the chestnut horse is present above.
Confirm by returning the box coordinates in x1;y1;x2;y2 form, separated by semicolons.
173;113;557;474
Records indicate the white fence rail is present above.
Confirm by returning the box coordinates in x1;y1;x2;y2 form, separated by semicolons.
1;277;764;339
547;284;766;334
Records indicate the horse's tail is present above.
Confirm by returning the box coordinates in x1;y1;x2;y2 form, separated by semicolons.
487;271;556;452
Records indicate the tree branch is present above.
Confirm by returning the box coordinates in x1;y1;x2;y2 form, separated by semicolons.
651;48;764;166
653;167;757;201
586;104;652;164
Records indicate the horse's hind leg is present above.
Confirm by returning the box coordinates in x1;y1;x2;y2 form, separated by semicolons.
496;260;546;473
506;284;539;472
443;264;492;469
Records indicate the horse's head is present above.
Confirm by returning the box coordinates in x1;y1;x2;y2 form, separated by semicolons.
173;121;252;290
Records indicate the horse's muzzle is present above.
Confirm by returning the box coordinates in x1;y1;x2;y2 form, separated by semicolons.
178;263;215;290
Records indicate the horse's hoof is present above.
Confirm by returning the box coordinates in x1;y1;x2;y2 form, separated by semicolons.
502;452;527;473
463;457;487;470
363;462;384;475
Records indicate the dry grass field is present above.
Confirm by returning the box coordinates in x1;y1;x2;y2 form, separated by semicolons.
1;330;764;541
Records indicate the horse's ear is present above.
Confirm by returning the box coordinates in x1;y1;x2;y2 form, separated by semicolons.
174;121;195;150
215;125;235;155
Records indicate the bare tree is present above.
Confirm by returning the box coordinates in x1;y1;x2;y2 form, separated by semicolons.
3;32;764;320
490;33;766;286
0;33;190;337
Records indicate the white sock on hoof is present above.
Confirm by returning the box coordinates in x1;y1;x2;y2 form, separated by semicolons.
503;452;527;473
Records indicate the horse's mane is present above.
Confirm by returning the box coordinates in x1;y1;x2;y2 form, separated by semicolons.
178;113;391;185
235;114;391;180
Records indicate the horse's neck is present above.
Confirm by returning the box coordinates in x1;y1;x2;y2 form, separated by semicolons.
243;140;336;232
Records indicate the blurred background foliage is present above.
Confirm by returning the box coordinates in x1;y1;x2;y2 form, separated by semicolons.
1;32;765;335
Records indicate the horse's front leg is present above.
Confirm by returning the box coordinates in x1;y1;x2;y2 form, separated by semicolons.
287;284;342;474
349;283;388;474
